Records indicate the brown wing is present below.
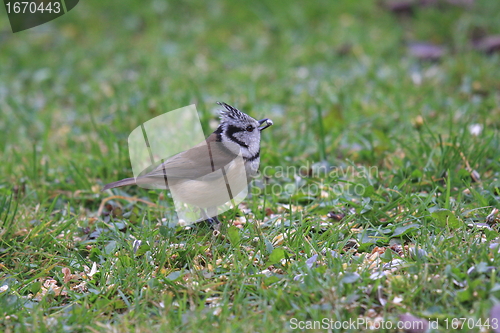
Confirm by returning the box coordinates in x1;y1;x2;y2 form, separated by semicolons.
138;134;241;182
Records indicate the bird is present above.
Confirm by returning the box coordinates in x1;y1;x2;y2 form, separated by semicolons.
103;102;273;226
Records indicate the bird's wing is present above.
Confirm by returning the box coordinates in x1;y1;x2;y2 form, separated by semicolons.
138;138;242;182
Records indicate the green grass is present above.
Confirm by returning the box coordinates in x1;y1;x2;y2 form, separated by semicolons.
2;0;500;332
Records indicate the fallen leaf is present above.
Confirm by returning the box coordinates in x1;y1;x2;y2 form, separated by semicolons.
486;208;499;225
384;0;416;16
62;267;72;283
408;42;445;60
327;211;345;221
305;254;318;269
473;35;500;54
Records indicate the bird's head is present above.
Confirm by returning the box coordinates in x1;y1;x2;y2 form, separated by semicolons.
216;102;273;160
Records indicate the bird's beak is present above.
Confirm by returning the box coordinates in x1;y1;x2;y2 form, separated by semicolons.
258;118;273;131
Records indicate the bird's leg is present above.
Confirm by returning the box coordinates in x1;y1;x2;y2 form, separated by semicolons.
208;215;221;231
199;209;221;230
203;215;220;231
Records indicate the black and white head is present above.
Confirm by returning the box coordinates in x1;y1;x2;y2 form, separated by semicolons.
215;102;272;162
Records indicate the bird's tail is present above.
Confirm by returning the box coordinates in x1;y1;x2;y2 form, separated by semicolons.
102;177;137;191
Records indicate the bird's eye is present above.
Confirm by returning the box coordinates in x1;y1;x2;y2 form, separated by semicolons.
246;125;254;132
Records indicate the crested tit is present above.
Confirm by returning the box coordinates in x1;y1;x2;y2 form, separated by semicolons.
103;102;273;226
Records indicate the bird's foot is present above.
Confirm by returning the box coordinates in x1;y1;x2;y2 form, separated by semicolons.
208;216;221;232
200;216;221;231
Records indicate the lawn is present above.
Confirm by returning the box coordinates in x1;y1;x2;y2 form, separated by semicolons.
1;0;500;332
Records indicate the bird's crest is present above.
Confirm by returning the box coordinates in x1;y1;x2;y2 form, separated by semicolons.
217;102;249;121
